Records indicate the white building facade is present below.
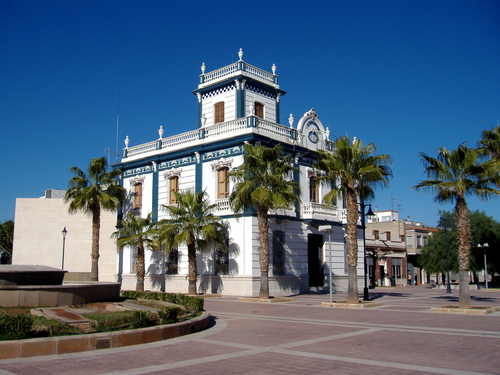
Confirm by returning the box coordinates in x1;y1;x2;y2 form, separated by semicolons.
115;50;365;296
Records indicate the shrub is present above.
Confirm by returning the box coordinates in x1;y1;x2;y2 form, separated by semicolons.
158;306;181;324
130;311;157;328
0;313;34;340
120;291;204;314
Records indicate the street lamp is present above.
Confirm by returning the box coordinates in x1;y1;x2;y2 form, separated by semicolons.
61;227;68;270
478;243;489;289
360;200;375;301
438;217;452;294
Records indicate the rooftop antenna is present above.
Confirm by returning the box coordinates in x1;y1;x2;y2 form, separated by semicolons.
391;194;396;212
115;93;119;163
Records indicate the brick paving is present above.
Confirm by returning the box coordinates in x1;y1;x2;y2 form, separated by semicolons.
1;285;500;374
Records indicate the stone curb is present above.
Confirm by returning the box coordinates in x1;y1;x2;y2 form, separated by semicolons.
430;306;500;315
0;312;210;360
321;301;385;308
238;297;295;303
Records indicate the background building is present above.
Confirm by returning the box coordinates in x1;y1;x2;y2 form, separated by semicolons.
12;189;118;282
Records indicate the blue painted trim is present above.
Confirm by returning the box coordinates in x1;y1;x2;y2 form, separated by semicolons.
152;167;158;222
276;99;280;123
197;97;202;129
195;159;202;193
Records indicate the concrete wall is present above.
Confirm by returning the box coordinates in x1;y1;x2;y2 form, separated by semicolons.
13;198;118;282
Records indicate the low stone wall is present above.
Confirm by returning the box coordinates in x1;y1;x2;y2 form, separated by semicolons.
0;282;121;307
0;312;210;359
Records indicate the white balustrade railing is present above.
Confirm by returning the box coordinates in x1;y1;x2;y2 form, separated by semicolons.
204;118;247;139
203;63;239;84
302;202;338;217
202;62;274;85
126;141;157;156
124;116;295;159
244;64;274;83
215;198;230;212
256;118;291;140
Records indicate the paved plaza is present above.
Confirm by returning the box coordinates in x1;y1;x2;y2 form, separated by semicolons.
1;285;499;374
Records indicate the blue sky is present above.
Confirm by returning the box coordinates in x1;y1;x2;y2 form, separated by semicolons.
1;0;499;226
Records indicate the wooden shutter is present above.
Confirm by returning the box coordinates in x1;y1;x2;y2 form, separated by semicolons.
255;102;264;118
218;168;228;199
214;102;224;123
134;184;142;209
169;177;178;205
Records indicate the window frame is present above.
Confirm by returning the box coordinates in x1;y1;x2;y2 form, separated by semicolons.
255;102;264;118
217;167;229;199
169;176;179;205
133;183;142;210
214;102;225;124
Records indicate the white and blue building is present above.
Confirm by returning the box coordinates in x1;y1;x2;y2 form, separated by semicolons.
115;49;365;296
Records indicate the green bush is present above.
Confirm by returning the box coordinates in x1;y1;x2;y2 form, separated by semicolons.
0;313;34;340
130;311;157;328
158;306;180;323
120;291;204;314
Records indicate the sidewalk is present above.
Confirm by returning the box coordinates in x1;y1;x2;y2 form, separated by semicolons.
1;286;499;374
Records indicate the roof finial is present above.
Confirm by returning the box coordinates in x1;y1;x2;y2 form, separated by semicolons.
238;48;243;61
272;64;276;75
201;62;205;74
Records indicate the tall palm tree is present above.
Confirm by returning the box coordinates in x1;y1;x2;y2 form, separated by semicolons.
315;136;392;304
478;124;500;159
414;144;500;308
228;143;300;299
113;212;156;292
64;156;125;281
159;189;227;295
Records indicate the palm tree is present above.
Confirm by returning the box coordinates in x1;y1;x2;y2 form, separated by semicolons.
228;143;300;299
113;212;156;292
414;144;500;308
315;136;392;304
159;189;227;295
478;124;500;159
64;156;125;281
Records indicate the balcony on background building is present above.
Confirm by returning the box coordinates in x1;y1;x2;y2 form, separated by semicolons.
301;202;338;222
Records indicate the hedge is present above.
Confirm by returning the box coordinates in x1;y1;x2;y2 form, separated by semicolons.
120;291;204;314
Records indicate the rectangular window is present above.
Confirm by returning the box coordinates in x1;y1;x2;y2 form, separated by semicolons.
218;168;229;199
407;235;413;247
309;177;319;203
169;177;179;205
273;230;285;275
391;258;402;278
131;247;138;273
214;102;224;124
215;246;229;275
417;235;422;248
372;230;379;240
386;231;391;241
166;248;178;275
255;102;264;118
134;184;142;210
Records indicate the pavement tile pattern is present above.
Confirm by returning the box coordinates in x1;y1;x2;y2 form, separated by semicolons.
1;285;499;375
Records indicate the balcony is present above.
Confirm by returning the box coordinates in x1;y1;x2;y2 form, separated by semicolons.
301;202;339;222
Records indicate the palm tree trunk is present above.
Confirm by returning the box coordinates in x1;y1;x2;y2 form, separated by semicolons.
456;194;471;308
91;202;101;282
187;237;197;295
136;241;145;292
257;207;270;299
346;187;359;304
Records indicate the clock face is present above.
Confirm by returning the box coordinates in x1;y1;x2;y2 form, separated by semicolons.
308;130;319;143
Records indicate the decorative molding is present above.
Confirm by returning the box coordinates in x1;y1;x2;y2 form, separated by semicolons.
246;84;275;99
130;175;145;185
194;151;200;164
196;93;202;103
276;93;281;103
203;145;243;161
124;165;153;178
163;167;182;179
234;79;240;90
211;157;233;171
152;161;157;172
158;156;196;170
202;85;235;99
241;79;246;90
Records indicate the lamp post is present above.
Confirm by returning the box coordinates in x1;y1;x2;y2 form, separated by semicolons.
478;243;489;289
61;227;67;270
438;217;452;294
360;200;375;301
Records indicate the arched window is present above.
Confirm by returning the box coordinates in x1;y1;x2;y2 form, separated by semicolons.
166;248;178;275
133;183;142;210
255;102;264;118
214;102;224;124
217;167;229;199
169;176;179;205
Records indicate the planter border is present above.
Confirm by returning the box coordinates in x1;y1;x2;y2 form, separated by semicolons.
0;312;210;360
